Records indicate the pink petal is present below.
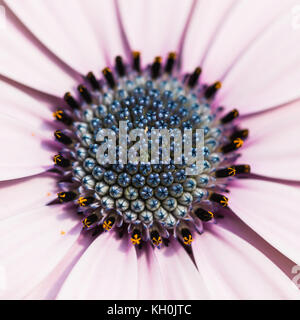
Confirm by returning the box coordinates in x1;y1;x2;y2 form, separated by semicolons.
137;244;165;299
182;0;300;113
239;99;300;180
154;240;210;299
229;179;300;266
0;173;56;220
0;205;80;299
118;0;194;65
5;0;125;75
0;2;78;96
25;231;93;300
0;80;55;180
193;224;300;299
56;232;138;299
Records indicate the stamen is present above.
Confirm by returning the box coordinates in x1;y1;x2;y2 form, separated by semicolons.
230;129;249;140
57;191;77;203
53;110;73;125
77;196;94;207
194;207;214;221
181;228;193;246
54;130;72;145
209;193;229;207
64;92;80;110
165;52;176;74
115;56;126;77
204;81;222;99
102;67;116;88
150;230;162;248
82;213;98;228
131;229;142;245
151;56;162;79
53;154;70;168
78;85;92;104
132;51;140;72
220;109;239;124
103;216;115;231
86;72;101;90
215;164;250;177
188;67;202;88
221;137;244;154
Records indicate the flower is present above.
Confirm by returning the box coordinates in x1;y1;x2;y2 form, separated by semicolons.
0;0;300;300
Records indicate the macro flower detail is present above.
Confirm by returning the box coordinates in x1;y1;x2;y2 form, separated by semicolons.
1;0;300;300
50;52;251;249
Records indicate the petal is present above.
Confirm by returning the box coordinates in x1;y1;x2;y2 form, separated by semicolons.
182;0;300;113
57;232;138;299
239;99;300;180
0;2;78;96
193;224;300;299
118;0;193;65
0;173;56;220
25;232;93;300
137;244;165;299
229;179;300;266
0;80;55;180
217;1;300;113
5;0;126;74
0;205;80;299
154;240;210;299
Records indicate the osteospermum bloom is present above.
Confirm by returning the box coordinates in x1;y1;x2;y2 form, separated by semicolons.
1;0;300;300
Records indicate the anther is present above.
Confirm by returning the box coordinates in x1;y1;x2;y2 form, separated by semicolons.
132;51;140;72
115;56;126;77
194;208;214;221
53;110;73;126
77;196;95;207
131;229;142;245
53;154;70;168
78;85;92;104
82;213;98;228
150;230;162;248
204;81;222;99
86;72;101;90
54;130;73;145
57;191;77;203
215;165;250;177
181;228;193;246
103;216;115;231
230;129;249;141
102;67;116;89
165;52;176;74
209;192;228;207
188;67;202;88
221;137;244;154
64;92;80;110
220;109;239;124
151;56;162;79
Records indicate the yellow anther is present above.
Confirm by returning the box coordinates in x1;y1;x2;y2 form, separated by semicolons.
228;167;236;176
57;192;66;202
82;218;91;228
55;130;62;138
154;56;162;63
208;211;214;219
131;233;141;245
220;196;228;207
102;67;111;75
183;234;193;246
77;197;87;207
53;110;63;119
152;236;162;247
103;220;112;231
215;81;222;89
132;51;140;58
169;52;176;59
234;138;243;148
53;155;61;164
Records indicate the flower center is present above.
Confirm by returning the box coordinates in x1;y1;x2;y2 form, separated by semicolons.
51;52;250;249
